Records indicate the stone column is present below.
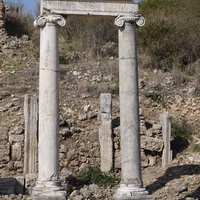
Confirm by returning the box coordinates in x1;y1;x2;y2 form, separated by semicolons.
24;94;38;175
114;15;151;199
32;14;66;200
160;109;172;168
99;93;113;172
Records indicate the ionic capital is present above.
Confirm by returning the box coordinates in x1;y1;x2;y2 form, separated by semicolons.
114;14;145;27
34;14;66;28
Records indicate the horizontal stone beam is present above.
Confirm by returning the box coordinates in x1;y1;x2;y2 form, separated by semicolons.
43;0;138;16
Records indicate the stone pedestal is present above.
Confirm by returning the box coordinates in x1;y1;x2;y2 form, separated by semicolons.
32;14;67;199
114;15;151;200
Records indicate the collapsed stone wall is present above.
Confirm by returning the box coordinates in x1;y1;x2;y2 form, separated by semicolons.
0;0;19;32
0;0;5;30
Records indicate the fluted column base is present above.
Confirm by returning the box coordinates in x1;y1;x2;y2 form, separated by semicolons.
114;184;151;200
32;181;67;200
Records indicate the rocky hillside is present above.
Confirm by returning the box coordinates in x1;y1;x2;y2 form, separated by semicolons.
0;7;200;200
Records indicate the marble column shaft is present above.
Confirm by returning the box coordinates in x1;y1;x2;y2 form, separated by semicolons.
119;20;142;186
114;15;151;199
33;14;66;199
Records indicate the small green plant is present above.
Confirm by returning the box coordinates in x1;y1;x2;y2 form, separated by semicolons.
172;120;193;141
193;144;200;152
138;0;200;70
76;166;119;188
59;55;68;64
145;91;162;103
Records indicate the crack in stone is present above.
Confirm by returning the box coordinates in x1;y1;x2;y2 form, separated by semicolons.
119;57;137;60
40;68;59;73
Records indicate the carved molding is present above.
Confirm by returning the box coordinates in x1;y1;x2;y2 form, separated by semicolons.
114;14;145;27
34;14;66;27
42;1;138;17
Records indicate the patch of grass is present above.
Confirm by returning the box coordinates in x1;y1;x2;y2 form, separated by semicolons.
193;144;200;152
0;60;3;66
76;166;119;188
59;55;68;64
145;91;162;103
7;74;18;85
138;0;200;70
172;120;193;141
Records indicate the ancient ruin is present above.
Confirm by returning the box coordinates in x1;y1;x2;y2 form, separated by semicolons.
33;0;150;199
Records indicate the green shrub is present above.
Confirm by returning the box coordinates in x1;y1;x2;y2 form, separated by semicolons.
60;16;118;59
5;2;34;37
172;120;193;141
76;166;119;188
138;0;200;70
193;144;200;152
145;91;162;103
59;55;68;64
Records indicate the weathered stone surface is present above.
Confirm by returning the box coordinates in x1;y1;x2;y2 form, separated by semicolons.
0;126;9;141
99;93;113;172
9;134;24;143
43;0;138;16
141;136;163;152
32;14;67;199
25;173;37;194
24;94;38;174
11;143;22;161
0;144;10;162
160;109;172;167
188;154;200;163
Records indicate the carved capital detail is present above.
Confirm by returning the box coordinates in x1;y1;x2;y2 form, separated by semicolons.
34;14;66;28
114;14;145;27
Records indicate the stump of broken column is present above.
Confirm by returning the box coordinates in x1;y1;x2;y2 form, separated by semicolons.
99;93;113;172
24;94;38;193
160;109;172;168
24;94;38;175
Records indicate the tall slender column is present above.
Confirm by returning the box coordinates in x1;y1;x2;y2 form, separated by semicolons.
32;14;67;199
114;15;151;199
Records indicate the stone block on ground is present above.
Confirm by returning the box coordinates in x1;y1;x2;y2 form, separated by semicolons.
141;136;163;152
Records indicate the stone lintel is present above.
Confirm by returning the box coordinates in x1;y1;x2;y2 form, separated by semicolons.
43;0;138;17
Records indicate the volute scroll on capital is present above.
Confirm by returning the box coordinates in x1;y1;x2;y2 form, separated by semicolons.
114;14;145;27
34;14;66;28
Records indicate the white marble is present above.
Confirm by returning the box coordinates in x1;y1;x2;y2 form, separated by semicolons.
32;14;66;199
43;0;138;16
99;93;113;172
114;16;150;199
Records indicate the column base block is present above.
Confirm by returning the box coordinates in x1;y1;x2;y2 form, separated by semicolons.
114;184;152;200
32;181;67;200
